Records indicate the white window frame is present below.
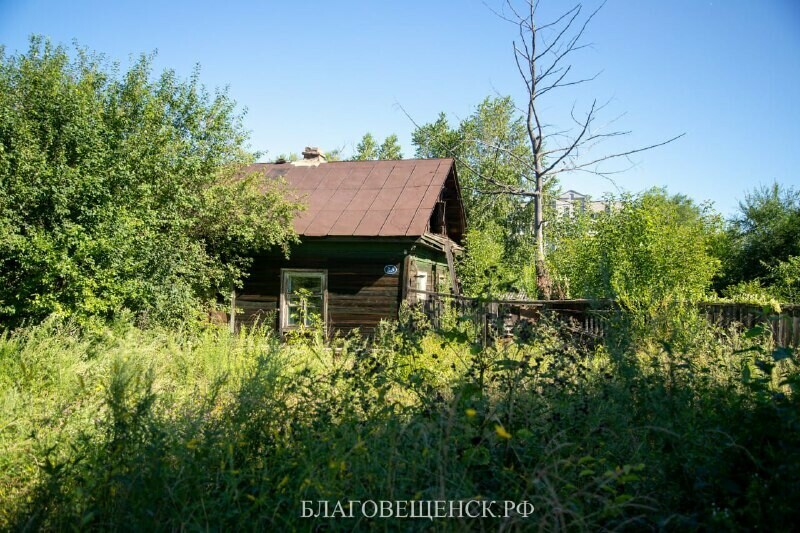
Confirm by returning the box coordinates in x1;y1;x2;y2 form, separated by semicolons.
415;271;429;302
280;269;328;332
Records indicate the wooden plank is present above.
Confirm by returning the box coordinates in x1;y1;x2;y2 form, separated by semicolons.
793;316;799;347
444;240;459;295
401;254;412;303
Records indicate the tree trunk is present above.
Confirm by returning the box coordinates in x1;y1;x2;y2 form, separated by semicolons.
534;158;552;299
534;160;545;262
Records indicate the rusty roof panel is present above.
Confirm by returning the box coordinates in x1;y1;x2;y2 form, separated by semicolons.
359;164;393;190
354;210;391;235
292;210;316;234
326;189;359;211
382;162;414;189
284;166;313;188
395;185;427;210
338;163;373;189
405;206;431;236
307;188;336;210
245;158;456;237
380;208;416;235
261;164;291;179
407;160;441;187
317;164;351;190
304;209;341;236
308;164;335;188
347;188;380;210
329;208;366;234
419;184;443;210
370;187;403;210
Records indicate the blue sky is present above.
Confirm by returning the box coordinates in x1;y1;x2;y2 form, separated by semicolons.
1;0;799;215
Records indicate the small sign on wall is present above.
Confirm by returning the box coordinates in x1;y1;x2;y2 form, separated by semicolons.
384;264;399;275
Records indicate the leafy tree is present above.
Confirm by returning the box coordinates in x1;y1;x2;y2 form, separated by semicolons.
770;256;800;302
720;182;800;288
412;112;460;160
351;133;378;160
721;255;800;305
545;200;596;297
378;134;403;160
273;153;299;163
324;148;343;161
413;96;548;296
457;221;521;296
414;97;535;228
552;189;720;312
351;132;402;160
0;38;301;328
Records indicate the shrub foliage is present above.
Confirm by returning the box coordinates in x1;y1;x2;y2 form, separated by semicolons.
0;38;301;327
1;316;797;530
551;189;720;308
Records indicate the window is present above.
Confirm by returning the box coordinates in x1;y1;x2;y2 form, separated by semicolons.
280;270;327;330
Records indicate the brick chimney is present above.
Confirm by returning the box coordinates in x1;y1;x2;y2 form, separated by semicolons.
291;146;327;166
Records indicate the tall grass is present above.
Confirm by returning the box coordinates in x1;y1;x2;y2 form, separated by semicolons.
0;312;798;530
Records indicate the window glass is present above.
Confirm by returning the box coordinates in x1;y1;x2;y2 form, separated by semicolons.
287;275;322;295
283;271;325;328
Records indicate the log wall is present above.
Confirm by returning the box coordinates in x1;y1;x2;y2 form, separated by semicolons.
235;238;448;335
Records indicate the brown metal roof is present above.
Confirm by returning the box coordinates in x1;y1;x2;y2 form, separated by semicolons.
243;159;458;238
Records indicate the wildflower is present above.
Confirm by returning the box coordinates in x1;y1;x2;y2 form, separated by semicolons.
465;408;477;417
495;424;512;440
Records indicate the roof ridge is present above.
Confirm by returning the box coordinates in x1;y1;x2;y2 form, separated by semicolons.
254;157;454;165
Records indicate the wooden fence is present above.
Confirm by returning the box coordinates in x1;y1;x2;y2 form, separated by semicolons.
702;302;800;348
409;289;800;348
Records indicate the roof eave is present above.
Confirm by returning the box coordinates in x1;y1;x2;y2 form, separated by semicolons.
417;232;465;254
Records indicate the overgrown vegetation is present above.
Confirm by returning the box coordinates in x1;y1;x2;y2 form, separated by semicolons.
1;312;797;530
716;183;800;303
549;189;721;304
1;29;798;532
410;97;797;306
540;184;799;308
0;38;301;328
413;97;547;296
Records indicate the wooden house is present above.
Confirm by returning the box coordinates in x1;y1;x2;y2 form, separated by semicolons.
233;150;466;335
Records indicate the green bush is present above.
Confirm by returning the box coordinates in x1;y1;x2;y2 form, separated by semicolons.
557;189;720;306
0;38;301;328
720;183;800;288
549;189;724;346
1;313;798;530
770;255;800;302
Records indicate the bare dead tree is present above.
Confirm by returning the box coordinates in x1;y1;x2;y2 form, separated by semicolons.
399;1;683;299
487;0;684;297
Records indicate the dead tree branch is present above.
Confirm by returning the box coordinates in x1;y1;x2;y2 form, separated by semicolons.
496;0;685;297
